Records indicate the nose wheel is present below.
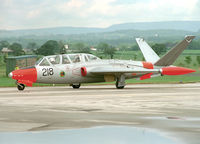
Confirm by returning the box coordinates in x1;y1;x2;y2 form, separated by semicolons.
17;83;25;91
72;84;81;89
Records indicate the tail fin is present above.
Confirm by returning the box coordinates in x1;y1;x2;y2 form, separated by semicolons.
136;38;160;63
154;36;195;66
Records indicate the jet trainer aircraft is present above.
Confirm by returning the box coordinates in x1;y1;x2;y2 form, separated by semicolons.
9;36;196;91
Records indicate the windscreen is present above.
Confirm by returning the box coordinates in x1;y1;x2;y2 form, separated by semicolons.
39;58;50;66
47;55;60;65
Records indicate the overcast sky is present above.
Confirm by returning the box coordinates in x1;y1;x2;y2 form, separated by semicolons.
0;0;200;30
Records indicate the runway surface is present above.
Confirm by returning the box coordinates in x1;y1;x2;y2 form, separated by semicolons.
0;83;200;144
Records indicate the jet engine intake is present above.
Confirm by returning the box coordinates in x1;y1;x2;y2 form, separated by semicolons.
81;67;87;77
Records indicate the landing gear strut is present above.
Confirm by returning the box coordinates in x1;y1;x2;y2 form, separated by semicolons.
17;83;25;91
115;75;125;89
72;84;81;89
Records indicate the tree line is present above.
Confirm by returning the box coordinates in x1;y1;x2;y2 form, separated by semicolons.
1;39;200;59
0;40;118;59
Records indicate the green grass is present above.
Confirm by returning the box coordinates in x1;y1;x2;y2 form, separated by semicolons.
0;77;16;87
126;75;200;83
96;51;144;60
0;64;6;77
0;64;16;87
182;50;200;55
96;50;200;62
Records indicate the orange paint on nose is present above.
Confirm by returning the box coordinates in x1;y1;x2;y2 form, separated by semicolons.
12;67;37;85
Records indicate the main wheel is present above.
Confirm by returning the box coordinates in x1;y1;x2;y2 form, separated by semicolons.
72;84;81;89
115;80;125;89
17;83;25;91
116;85;124;89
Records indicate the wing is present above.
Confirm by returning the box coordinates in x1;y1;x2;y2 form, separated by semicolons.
88;66;160;81
90;66;160;75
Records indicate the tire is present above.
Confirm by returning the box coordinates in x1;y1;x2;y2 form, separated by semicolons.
115;80;125;89
17;83;25;91
116;85;124;89
72;84;81;89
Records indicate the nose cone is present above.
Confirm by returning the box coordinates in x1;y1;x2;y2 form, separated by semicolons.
11;67;37;82
8;72;13;78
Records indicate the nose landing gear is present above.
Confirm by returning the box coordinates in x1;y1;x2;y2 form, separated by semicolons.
72;83;81;89
16;83;25;91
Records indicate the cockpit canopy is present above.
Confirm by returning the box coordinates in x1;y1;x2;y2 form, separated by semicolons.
36;53;100;66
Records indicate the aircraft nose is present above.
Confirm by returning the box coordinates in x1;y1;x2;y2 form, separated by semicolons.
8;72;13;78
10;67;37;82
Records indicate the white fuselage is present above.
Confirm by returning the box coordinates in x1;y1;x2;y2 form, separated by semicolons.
36;59;145;84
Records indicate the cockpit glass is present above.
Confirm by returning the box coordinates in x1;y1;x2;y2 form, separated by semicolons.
87;54;99;61
69;54;81;63
35;58;42;65
84;55;89;62
39;58;50;66
48;55;60;65
37;54;100;66
62;55;71;64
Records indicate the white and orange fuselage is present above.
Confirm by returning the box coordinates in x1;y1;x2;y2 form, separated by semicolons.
8;36;196;90
9;53;195;89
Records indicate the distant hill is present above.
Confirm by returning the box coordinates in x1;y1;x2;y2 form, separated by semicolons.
2;29;196;47
64;29;197;45
1;21;200;47
0;21;200;38
107;21;200;32
0;27;104;37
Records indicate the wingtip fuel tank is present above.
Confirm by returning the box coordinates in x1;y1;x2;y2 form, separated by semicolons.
161;66;196;75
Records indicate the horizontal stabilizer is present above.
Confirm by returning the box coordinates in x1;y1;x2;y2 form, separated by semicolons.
136;38;160;63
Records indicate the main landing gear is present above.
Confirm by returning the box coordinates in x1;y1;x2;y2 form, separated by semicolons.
72;83;81;89
115;75;125;89
17;83;25;91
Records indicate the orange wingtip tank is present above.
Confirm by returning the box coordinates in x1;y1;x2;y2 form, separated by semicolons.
161;66;196;75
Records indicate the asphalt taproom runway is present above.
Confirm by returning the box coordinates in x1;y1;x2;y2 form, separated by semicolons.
0;83;200;144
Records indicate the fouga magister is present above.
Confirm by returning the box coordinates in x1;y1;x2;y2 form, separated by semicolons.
9;36;196;91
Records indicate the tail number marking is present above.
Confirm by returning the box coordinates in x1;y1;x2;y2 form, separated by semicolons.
42;68;54;76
